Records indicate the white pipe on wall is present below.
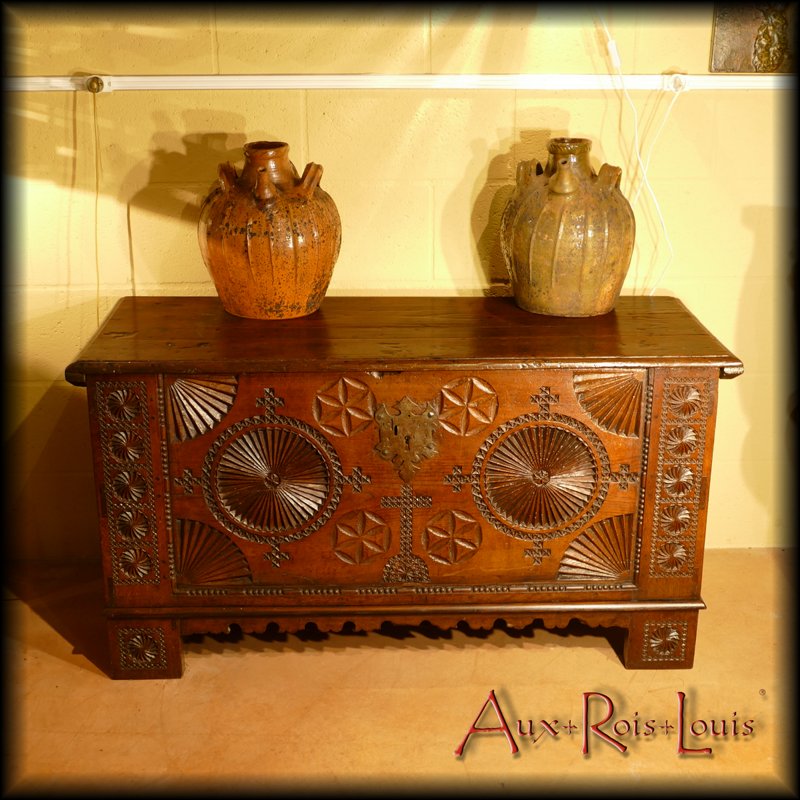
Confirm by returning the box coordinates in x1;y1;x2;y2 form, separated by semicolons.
5;73;795;93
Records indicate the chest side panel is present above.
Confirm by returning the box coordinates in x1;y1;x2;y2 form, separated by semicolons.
88;376;171;604
637;366;720;600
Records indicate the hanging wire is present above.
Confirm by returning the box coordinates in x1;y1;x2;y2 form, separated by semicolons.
594;11;684;296
90;86;102;327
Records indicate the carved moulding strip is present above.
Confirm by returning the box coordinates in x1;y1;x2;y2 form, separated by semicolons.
649;377;713;578
573;371;643;437
167;376;238;440
97;380;160;585
206;579;636;597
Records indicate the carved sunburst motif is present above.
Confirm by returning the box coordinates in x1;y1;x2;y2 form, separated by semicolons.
665;425;698;457
215;426;330;533
659;504;691;534
172;519;252;585
647;624;683;657
110;430;145;462
557;514;633;581
437;377;499;436
112;470;147;502
120;630;163;669
666;384;703;417
106;387;142;421
117;509;150;541
168;377;237;440
119;547;152;579
663;465;694;497
483;424;597;530
655;542;688;572
573;371;642;437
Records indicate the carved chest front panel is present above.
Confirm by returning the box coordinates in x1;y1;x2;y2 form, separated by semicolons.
91;365;719;605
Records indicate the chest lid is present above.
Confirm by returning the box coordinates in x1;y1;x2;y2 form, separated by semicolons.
64;295;743;386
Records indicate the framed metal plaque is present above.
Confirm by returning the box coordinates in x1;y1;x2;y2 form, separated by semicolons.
710;3;795;73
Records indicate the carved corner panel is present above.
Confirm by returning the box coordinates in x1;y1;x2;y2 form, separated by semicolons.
640;619;691;664
116;625;168;671
647;373;717;580
161;369;649;600
95;380;161;586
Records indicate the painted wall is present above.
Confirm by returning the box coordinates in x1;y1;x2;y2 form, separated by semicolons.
5;5;793;561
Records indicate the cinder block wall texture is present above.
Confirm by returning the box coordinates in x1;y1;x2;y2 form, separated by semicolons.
5;5;793;560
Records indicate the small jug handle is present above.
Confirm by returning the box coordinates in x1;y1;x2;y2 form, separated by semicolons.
217;162;237;192
597;164;623;192
297;163;323;198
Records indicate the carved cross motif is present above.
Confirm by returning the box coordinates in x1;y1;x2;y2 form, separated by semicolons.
263;541;290;569
444;465;473;493
174;467;202;495
256;387;284;420
344;466;371;493
530;386;559;415
610;463;639;490
524;537;552;565
380;483;432;582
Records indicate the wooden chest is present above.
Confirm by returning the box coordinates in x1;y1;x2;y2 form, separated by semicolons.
65;295;742;678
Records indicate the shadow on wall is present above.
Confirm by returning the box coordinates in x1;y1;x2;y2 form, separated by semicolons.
123;129;248;223
122;126;249;287
6;381;98;564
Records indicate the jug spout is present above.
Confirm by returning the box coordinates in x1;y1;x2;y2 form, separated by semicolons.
254;169;278;202
550;158;580;195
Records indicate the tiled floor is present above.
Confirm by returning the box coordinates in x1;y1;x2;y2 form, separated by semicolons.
3;548;796;797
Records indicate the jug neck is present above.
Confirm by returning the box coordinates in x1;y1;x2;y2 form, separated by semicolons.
241;141;296;189
546;138;593;178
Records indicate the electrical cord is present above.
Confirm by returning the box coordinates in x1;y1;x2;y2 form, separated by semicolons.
594;11;684;296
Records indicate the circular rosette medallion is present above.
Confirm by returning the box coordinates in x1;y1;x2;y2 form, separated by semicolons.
203;417;342;543
473;413;610;540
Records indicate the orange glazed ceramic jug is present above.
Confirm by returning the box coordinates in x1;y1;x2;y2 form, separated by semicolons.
198;141;341;319
500;137;635;317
